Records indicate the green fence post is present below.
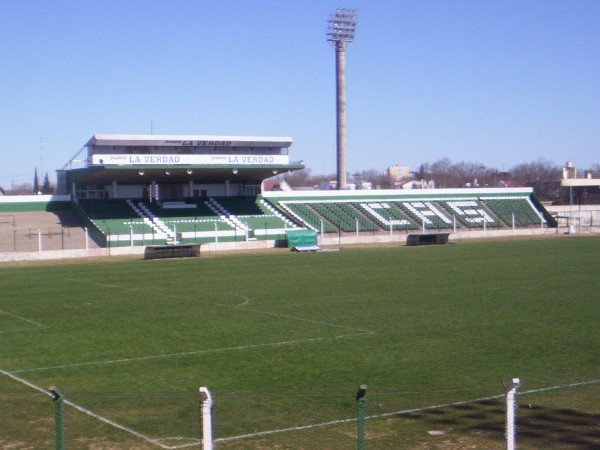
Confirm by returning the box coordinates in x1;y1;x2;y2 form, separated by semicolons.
49;386;65;450
356;384;367;450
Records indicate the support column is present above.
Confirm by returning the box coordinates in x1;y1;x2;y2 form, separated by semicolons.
335;41;348;190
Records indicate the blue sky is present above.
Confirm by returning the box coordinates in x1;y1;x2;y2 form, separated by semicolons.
1;0;598;186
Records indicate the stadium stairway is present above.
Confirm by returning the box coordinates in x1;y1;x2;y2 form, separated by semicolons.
128;200;178;244
259;198;298;228
205;198;249;234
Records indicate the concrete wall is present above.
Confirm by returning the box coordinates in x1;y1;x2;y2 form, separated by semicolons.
546;205;600;227
1;226;579;262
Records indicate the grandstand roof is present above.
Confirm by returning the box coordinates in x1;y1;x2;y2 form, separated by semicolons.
61;133;303;185
86;134;293;148
66;164;303;184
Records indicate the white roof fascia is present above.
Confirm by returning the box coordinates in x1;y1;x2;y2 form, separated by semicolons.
87;134;293;148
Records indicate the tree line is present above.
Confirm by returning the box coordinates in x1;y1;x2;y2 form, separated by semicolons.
283;158;600;194
0;168;55;195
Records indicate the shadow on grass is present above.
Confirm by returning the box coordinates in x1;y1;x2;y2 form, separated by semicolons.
396;399;600;449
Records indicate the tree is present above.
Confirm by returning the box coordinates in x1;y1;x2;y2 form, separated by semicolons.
586;163;600;178
509;158;561;198
7;182;34;195
41;172;54;194
282;168;313;187
509;159;561;184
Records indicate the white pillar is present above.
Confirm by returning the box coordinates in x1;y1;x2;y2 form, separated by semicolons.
320;219;324;244
38;228;42;254
355;218;359;237
505;378;520;450
199;387;213;450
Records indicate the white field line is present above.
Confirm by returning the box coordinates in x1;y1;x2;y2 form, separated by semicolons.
0;327;47;334
12;332;369;374
0;368;188;449
64;278;374;335
0;309;46;328
214;378;600;444
4;362;600;449
231;293;250;307
3;278;376;446
11;278;372;374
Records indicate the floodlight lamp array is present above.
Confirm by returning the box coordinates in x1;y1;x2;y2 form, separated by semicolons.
326;8;358;43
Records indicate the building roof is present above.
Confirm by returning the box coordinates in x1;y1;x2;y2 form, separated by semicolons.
87;134;293;148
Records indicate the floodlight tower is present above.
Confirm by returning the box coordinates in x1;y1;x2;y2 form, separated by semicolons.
327;8;358;190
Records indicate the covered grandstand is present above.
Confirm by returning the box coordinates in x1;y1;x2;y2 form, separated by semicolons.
57;134;304;200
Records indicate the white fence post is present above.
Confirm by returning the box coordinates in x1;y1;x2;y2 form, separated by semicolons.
199;387;213;450
320;219;324;245
505;377;520;450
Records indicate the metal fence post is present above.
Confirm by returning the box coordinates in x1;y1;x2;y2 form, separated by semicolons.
504;377;520;450
356;384;367;450
49;386;65;450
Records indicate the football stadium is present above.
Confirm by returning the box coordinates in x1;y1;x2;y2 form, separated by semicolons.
1;133;599;449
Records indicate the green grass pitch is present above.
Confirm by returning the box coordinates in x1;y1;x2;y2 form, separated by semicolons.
1;235;599;448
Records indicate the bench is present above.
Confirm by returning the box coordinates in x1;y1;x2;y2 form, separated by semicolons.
144;244;201;259
406;233;450;246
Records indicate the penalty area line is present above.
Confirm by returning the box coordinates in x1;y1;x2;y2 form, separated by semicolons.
0;308;46;328
64;278;374;335
12;332;371;374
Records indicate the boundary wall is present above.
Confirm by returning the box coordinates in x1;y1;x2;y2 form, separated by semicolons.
546;205;600;230
1;227;562;262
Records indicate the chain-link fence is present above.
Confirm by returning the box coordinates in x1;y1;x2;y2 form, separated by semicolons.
3;376;599;449
0;226;94;253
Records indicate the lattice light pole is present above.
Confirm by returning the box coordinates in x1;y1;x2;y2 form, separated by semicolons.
327;8;358;190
